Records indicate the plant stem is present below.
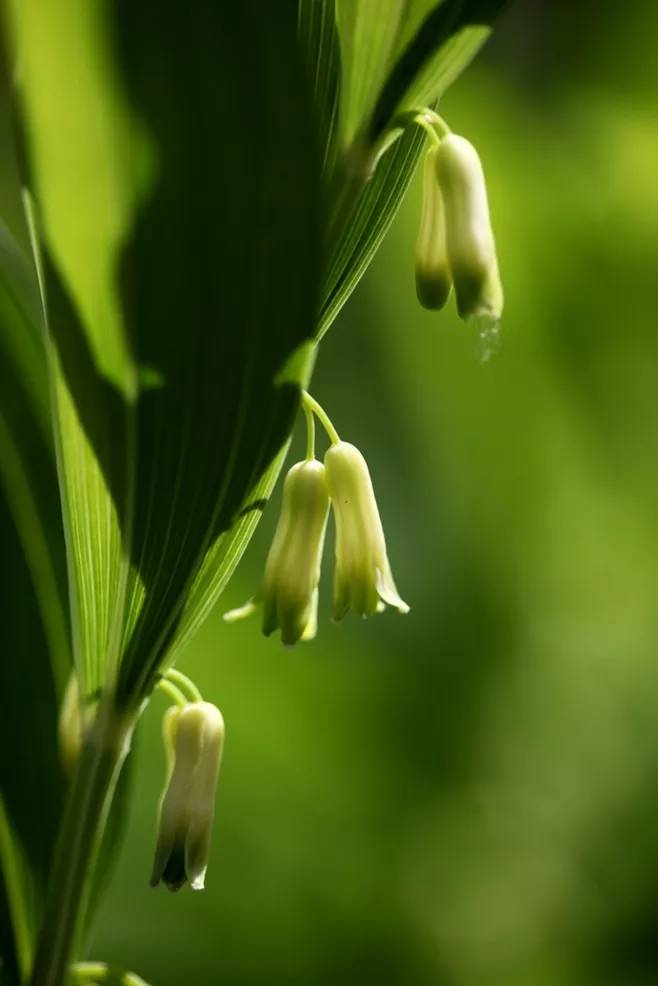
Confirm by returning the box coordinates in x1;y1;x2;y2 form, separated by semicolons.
302;400;316;460
414;107;451;138
29;697;135;986
301;392;340;445
413;114;442;147
156;677;188;707
163;668;203;703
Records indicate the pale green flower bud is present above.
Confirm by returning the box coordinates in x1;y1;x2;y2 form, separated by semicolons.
324;441;409;620
435;133;503;323
58;673;99;775
150;701;225;892
224;459;329;645
415;146;451;310
58;673;83;775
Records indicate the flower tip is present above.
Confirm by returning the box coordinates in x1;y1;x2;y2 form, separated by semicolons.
415;272;452;312
387;593;410;615
223;599;258;624
279;612;307;647
190;872;206;891
454;266;503;324
376;569;409;614
331;597;349;623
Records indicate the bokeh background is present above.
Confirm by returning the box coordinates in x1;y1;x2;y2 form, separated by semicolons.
7;1;658;983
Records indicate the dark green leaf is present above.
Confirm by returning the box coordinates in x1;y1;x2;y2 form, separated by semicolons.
10;0;323;705
0;221;70;977
0;501;64;978
319;126;425;337
298;0;341;175
0;223;70;688
369;0;508;139
335;0;406;146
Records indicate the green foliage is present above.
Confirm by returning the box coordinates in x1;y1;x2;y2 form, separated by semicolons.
0;222;67;985
91;24;658;982
12;0;322;706
3;0;503;702
336;0;503;144
0;0;503;981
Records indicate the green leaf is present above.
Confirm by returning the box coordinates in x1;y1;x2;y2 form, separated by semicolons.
9;0;323;705
368;0;507;139
0;222;70;977
319;126;425;337
297;0;341;175
0;502;64;981
0;222;70;688
0;798;28;985
336;0;506;145
336;0;407;146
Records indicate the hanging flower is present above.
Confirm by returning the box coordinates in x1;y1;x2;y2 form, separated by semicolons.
324;441;409;620
224;459;329;645
151;701;225;892
435;133;503;323
415;145;452;310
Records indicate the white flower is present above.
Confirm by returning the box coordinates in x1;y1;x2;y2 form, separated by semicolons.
224;459;329;645
415;145;452;311
324;441;409;620
435;133;503;323
150;701;225;892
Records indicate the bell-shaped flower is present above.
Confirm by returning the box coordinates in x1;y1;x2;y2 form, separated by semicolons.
224;459;329;645
415;145;452;311
150;701;225;892
435;133;503;323
324;441;409;620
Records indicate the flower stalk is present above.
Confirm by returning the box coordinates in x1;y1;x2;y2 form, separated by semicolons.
301;391;340;445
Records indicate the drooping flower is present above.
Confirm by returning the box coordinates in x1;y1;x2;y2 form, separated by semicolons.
151;701;225;892
435;133;503;323
415;145;452;311
224;459;329;645
324;441;409;620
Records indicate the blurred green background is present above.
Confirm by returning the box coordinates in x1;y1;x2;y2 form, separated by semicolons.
8;1;658;983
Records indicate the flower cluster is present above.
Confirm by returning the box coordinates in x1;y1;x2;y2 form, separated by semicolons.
225;405;408;645
149;112;502;895
414;119;503;326
145;112;502;912
151;419;407;892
